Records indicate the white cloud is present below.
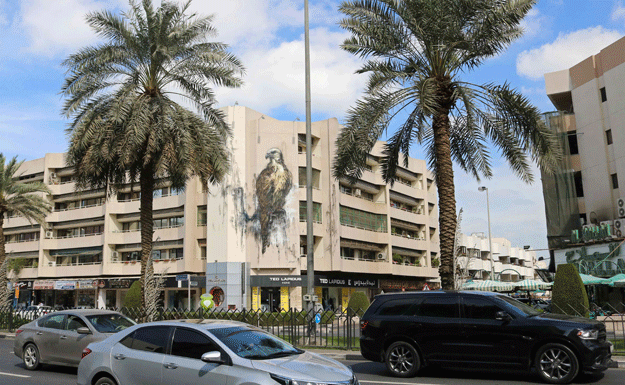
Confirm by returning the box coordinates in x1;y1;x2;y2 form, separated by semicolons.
455;163;549;260
520;86;545;95
612;1;625;22
215;27;364;120
18;0;126;57
519;8;544;38
516;26;623;80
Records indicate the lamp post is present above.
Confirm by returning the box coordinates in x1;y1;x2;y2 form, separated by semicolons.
478;186;496;280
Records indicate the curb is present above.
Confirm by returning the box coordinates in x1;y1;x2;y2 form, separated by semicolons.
609;359;625;368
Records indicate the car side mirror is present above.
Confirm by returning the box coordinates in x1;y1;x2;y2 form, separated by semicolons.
495;311;512;322
77;327;92;335
201;351;223;364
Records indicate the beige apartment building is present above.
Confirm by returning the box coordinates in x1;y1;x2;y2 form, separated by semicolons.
543;36;625;278
4;105;440;311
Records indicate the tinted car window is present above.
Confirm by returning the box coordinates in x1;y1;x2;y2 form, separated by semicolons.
497;295;540;316
211;327;302;359
66;315;88;331
86;314;135;333
41;314;65;330
463;297;502;320
416;296;459;318
120;332;134;348
378;298;422;316
126;326;171;353
171;328;220;360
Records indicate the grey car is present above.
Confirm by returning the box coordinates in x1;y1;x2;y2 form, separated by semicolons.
77;319;358;385
14;309;135;370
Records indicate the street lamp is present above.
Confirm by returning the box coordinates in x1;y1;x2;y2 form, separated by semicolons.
478;186;496;280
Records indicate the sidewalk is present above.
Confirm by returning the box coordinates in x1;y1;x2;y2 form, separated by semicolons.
1;331;622;367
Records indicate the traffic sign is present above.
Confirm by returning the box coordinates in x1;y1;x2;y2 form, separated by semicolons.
423;283;430;291
176;274;190;281
314;314;321;324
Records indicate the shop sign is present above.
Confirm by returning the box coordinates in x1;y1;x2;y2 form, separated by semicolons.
13;281;32;289
317;277;378;287
77;280;106;289
33;280;55;290
250;275;304;287
55;280;77;290
380;279;426;290
108;279;133;289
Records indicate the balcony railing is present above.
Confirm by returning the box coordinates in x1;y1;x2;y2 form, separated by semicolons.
53;202;104;212
50;232;103;239
55;261;102;267
340;255;383;263
340;190;373;202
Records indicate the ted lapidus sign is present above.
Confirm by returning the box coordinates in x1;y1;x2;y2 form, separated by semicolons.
250;275;377;288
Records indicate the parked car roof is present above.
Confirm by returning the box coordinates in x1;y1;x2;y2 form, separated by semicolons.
51;309;124;316
156;319;256;330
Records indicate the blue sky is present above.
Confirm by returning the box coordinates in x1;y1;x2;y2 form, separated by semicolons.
2;0;625;261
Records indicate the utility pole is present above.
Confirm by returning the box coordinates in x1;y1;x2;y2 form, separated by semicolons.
304;0;316;336
478;187;496;280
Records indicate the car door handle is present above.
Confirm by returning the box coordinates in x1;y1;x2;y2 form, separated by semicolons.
60;336;67;340
113;354;126;360
36;332;43;335
163;362;178;369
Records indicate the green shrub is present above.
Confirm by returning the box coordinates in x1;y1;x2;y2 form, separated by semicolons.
123;281;142;309
347;291;370;316
552;264;589;318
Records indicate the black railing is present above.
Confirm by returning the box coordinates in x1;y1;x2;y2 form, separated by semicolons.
0;306;363;350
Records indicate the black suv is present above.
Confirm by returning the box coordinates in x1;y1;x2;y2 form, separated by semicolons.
360;291;612;384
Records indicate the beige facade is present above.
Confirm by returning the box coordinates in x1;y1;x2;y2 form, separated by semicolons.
4;105;440;311
544;36;625;227
456;233;538;286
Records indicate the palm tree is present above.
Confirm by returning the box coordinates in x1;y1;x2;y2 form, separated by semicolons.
333;0;561;290
61;0;244;312
0;154;52;305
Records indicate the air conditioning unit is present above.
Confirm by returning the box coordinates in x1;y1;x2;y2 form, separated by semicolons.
45;231;54;239
111;251;120;261
355;188;362;197
617;197;625;218
376;253;385;260
614;219;625;237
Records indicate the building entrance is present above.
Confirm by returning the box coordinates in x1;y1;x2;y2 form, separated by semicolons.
261;287;280;312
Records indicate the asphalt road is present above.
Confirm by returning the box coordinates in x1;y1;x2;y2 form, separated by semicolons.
0;338;623;385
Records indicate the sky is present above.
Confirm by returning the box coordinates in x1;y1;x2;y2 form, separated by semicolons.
1;0;625;262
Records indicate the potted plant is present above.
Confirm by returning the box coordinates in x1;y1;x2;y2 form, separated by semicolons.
431;258;440;268
392;254;403;265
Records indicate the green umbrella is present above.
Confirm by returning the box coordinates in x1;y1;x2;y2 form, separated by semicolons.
514;279;552;291
578;274;609;285
461;280;514;292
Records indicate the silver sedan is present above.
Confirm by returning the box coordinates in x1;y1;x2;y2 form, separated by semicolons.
78;319;358;385
14;309;135;370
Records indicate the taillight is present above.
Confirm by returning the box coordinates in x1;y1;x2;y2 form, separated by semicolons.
81;348;92;359
360;320;368;331
15;329;23;335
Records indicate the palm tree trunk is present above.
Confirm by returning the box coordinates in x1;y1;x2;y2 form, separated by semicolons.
139;167;155;316
432;83;457;290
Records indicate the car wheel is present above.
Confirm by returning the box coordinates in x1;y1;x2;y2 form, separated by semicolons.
95;376;117;385
385;341;420;378
535;343;579;384
23;344;41;371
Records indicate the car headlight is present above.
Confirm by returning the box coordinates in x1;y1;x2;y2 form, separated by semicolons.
270;373;351;385
577;329;599;340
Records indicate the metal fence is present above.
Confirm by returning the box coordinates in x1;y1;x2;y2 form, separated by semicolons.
0;306;363;350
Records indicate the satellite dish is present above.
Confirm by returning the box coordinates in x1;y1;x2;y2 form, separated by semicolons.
589;211;598;225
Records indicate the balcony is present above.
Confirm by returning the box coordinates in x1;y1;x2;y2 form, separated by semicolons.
43;233;105;250
48;181;77;195
5;240;40;253
391;234;427;250
54;263;104;277
48;204;106;222
391;263;439;278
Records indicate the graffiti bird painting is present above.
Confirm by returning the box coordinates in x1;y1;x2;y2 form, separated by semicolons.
255;148;292;253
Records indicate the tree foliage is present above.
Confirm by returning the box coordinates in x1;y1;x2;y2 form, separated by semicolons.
347;291;370;314
551;263;589;318
123;281;143;309
333;0;560;289
61;0;244;311
0;153;52;306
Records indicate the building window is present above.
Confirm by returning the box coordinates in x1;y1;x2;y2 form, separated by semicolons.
606;129;613;145
197;206;207;226
299;202;322;223
574;171;584;198
567;132;579;155
600;87;607;102
612;173;619;189
339;205;387;233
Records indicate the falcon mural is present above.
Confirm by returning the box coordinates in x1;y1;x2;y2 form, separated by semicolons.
256;147;293;253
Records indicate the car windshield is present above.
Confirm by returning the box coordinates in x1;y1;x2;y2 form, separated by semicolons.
210;326;303;360
498;295;541;316
85;314;136;333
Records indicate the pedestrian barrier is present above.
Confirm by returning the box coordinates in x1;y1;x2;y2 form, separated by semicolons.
0;306;364;350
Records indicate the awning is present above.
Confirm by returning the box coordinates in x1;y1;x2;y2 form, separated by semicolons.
49;247;102;257
513;279;553;291
391;219;422;232
391;247;424;258
52;217;104;229
340;239;383;251
461;280;514;292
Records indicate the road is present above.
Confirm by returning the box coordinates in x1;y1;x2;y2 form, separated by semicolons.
0;339;623;385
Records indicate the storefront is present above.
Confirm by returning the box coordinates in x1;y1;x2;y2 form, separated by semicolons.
249;274;379;311
13;281;34;308
379;278;438;292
